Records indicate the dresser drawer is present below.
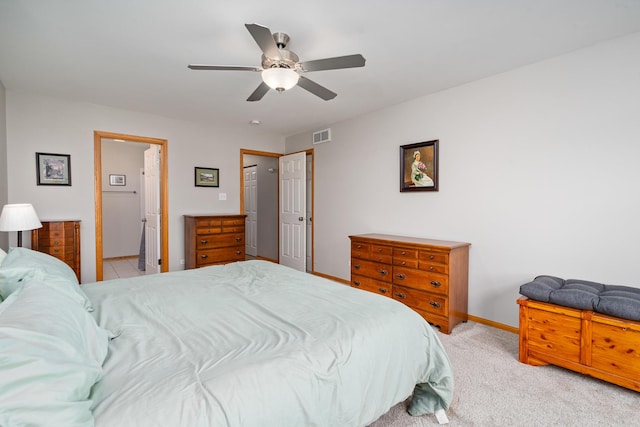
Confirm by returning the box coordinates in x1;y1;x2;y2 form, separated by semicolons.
393;285;448;317
351;258;392;282
351;242;370;254
222;218;245;227
392;266;449;294
196;226;223;235
196;246;245;266
351;274;392;297
419;250;449;266
393;247;418;260
196;233;244;249
35;235;75;247
41;246;75;260
195;219;222;227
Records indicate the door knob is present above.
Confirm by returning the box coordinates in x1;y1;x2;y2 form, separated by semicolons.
298;217;304;221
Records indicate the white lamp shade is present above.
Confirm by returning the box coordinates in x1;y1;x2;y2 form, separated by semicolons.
0;204;43;232
261;68;299;91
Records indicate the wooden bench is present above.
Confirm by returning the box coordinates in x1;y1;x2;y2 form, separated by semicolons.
517;297;640;392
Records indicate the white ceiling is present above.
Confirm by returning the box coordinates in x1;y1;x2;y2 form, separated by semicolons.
2;0;640;137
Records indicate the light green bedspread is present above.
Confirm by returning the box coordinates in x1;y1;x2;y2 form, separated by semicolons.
83;260;453;426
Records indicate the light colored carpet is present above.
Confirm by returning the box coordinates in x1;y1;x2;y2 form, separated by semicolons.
369;321;639;426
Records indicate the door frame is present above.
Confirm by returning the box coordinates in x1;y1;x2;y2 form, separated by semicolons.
94;131;169;281
239;148;314;272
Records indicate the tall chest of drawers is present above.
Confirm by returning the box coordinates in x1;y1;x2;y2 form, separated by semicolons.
349;233;470;334
184;215;246;269
31;220;81;282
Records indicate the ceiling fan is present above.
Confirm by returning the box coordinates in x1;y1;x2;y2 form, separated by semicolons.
188;23;366;102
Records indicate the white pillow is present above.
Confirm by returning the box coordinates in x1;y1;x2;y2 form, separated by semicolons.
0;247;92;310
0;279;111;426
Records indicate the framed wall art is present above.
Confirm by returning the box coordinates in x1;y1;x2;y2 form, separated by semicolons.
36;152;72;186
194;167;219;187
400;140;439;192
109;174;126;186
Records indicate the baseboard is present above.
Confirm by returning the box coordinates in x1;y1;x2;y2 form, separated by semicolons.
311;271;351;285
310;271;518;334
104;255;138;261
467;314;517;334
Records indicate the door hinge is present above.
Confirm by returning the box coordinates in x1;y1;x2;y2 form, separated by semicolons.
158;259;162;265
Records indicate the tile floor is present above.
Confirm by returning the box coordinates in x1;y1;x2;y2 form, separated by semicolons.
103;256;146;280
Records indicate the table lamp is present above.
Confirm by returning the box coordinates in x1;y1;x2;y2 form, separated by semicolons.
0;203;43;247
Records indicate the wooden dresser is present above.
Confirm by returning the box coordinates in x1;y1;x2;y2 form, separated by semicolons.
31;220;81;282
184;214;246;269
349;233;470;334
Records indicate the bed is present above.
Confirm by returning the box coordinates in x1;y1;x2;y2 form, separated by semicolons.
0;247;454;426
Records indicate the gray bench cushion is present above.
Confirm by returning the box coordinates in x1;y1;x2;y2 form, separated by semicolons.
520;276;640;321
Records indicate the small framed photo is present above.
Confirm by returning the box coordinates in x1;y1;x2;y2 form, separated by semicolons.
36;152;71;186
195;167;219;187
400;140;439;192
109;174;126;186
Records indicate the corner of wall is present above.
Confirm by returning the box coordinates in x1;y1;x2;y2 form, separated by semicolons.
0;81;9;250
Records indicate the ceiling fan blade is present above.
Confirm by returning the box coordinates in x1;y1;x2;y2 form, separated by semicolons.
299;54;366;72
247;82;270;102
297;76;337;101
188;65;261;71
245;23;281;60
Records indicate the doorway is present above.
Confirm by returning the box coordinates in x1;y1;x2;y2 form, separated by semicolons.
239;148;314;272
94;131;169;281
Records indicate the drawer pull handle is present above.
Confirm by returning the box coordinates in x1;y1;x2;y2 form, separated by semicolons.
54;240;60;245
430;301;441;309
378;288;388;294
236;251;242;255
200;240;208;245
354;264;361;270
235;237;242;242
429;255;434;260
53;249;59;253
356;245;362;249
200;254;209;259
396;273;406;280
401;261;406;265
429;266;434;271
376;257;383;262
377;248;383;253
54;232;60;237
395;292;406;299
401;251;406;255
356;253;363;258
353;280;361;286
379;269;388;276
430;280;442;288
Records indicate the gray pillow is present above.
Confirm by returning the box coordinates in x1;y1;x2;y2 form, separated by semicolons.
549;280;604;311
596;285;640;321
519;275;564;302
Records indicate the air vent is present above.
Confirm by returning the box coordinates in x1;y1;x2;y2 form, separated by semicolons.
312;128;331;145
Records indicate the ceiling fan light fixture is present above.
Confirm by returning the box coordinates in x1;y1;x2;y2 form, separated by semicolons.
261;67;299;92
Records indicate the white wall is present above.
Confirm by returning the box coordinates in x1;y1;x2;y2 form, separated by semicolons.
5;92;285;282
102;140;147;258
0;81;8;251
286;33;640;328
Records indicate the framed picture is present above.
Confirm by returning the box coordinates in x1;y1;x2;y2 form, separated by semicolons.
36;152;71;186
109;174;126;186
194;167;219;187
400;140;439;192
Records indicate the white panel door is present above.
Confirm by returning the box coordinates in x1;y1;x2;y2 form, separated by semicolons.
305;155;312;272
279;152;306;271
244;165;258;257
144;145;161;275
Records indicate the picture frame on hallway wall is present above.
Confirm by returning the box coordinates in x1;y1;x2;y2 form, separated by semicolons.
36;152;72;186
109;174;126;186
194;167;219;187
400;140;439;192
